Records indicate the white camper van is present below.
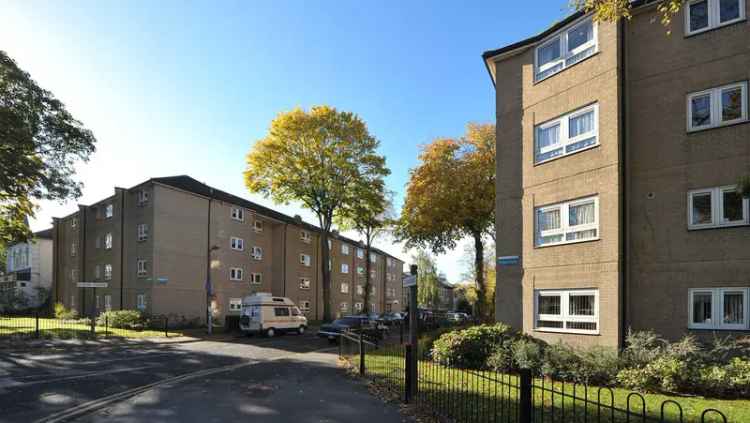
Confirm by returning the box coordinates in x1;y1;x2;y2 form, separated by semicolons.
239;293;307;337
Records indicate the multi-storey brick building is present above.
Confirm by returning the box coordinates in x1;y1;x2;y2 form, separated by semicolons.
483;0;749;347
51;175;403;323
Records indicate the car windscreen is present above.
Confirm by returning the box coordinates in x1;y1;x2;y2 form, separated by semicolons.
334;318;361;326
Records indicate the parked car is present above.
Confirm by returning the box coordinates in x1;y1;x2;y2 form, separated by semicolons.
317;316;373;343
380;312;405;326
239;294;307;337
446;312;470;323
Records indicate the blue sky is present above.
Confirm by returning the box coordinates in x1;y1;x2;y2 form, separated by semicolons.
3;1;570;282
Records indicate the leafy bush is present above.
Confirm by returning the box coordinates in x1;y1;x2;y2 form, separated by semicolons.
54;302;78;320
511;339;543;371
620;329;666;368
431;323;514;368
540;342;581;381
97;310;144;329
576;346;622;386
699;357;750;398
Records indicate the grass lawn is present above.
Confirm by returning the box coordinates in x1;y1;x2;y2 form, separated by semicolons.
0;316;184;339
356;344;749;423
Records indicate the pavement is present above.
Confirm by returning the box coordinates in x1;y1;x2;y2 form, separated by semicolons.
0;332;410;423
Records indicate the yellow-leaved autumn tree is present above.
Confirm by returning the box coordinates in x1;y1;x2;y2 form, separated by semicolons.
244;106;389;322
396;123;495;317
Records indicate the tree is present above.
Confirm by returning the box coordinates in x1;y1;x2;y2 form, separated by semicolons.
0;242;6;274
244;105;389;322
396;123;495;317
412;249;440;309
453;283;478;315
460;240;496;320
335;187;393;315
573;0;685;30
0;50;96;244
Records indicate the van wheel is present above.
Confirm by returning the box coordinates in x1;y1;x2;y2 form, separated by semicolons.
266;328;275;338
297;326;306;335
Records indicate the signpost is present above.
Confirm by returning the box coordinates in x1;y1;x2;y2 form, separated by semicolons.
403;265;418;403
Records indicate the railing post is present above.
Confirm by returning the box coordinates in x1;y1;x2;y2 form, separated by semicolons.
105;315;109;338
165;317;169;338
35;312;40;338
399;321;403;344
359;331;365;376
404;344;412;403
91;316;96;337
519;369;532;423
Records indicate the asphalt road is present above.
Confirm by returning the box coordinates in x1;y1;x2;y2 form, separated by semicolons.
0;333;409;423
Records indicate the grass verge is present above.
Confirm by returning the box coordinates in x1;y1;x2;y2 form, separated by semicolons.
0;316;184;339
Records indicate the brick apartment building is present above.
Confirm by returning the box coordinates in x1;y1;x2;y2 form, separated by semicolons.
51;175;404;324
484;0;749;347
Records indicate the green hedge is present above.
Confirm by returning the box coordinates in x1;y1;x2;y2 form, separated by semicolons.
429;324;750;398
96;310;144;329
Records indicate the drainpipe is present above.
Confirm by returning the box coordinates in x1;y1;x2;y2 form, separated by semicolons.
119;188;126;310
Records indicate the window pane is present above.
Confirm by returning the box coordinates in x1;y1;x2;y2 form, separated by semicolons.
692;292;712;324
539;209;561;231
569;202;595;226
568;20;593;51
723;291;744;324
538;39;560;67
689;1;709;31
721;87;743;122
567;322;597;331
566;137;597;153
722;190;743;222
719;0;741;22
538;295;561;315
538;124;560;150
691;192;712;225
569;295;595;316
691;94;711;127
540;234;564;245
566;229;597;241
569;111;594;138
536;320;564;329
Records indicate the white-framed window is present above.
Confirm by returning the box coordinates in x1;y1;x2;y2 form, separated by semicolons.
104;264;112;280
300;253;311;267
96;295;101;310
251;246;263;260
71;269;79;282
71;217;78;228
137;259;148;276
534;289;599;334
300;230;311;243
689;287;749;330
105;233;113;250
534;16;597;82
341;282;350;294
230;237;244;251
357;248;364;259
250;272;262;284
685;0;745;36
357;285;365;295
340;302;349;312
105;204;114;219
300;300;311;312
341;244;350;255
229;298;242;312
369;253;377;263
230;267;244;281
94;265;101;280
137;190;149;206
370;269;376;278
535;196;599;247
299;277;311;290
387;257;393;268
687;81;748;131
231;207;244;221
137;294;146;310
535;103;599;164
137;223;149;241
370;286;376;295
387;288;396;298
341;263;349;274
104;295;112;311
253;220;263;232
95;236;101;249
357;266;365;275
71;243;77;257
327;239;332;250
354;302;364;312
688;185;749;229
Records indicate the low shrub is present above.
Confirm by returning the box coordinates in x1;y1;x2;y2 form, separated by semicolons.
431;323;514;368
97;310;144;329
54;302;78;320
699;357;750;398
511;338;544;371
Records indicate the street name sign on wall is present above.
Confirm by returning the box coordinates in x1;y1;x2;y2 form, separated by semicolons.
76;282;108;288
497;256;520;266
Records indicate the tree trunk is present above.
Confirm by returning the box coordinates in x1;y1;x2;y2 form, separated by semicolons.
320;230;332;322
363;242;371;315
474;231;485;319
